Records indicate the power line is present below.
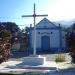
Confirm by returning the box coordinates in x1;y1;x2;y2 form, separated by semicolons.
0;17;22;19
18;24;31;26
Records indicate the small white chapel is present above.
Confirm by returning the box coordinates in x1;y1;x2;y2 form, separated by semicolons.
29;18;66;53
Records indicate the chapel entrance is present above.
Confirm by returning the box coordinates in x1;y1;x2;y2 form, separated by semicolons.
41;36;50;51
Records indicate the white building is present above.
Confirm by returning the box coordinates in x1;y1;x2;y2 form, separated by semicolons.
29;18;66;53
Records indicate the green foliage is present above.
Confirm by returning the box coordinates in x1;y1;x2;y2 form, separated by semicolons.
55;54;65;62
2;22;20;33
0;30;11;38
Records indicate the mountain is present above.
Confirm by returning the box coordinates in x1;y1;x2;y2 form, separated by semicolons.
56;19;75;27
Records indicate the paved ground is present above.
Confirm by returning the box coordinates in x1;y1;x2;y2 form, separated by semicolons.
0;52;75;75
22;69;75;75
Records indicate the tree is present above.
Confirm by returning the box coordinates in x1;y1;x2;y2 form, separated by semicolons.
2;22;20;35
17;28;29;50
66;23;75;63
1;22;20;45
24;27;30;47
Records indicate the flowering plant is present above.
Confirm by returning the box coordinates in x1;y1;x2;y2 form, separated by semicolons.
0;29;11;63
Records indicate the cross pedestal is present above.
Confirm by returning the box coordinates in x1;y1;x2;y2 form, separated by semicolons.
22;55;46;66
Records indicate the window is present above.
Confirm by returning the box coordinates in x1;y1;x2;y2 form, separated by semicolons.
38;32;40;34
51;32;53;34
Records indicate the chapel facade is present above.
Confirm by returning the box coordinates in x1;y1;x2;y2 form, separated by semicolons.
29;18;66;53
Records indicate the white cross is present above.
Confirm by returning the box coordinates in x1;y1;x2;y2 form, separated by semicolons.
22;3;48;56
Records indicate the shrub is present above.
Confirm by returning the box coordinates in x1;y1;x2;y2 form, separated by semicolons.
55;54;65;62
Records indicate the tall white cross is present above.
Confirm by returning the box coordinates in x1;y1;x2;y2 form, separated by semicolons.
22;3;48;56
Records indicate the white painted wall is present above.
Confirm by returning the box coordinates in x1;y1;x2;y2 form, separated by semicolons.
50;30;60;48
31;29;62;49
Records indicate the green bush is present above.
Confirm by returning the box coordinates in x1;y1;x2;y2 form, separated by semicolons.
55;54;65;62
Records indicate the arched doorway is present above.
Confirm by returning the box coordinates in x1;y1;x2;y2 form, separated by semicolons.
41;36;50;51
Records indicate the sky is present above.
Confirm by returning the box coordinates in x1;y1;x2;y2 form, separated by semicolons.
0;0;75;29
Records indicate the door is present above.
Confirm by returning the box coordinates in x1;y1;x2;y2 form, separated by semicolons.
41;36;50;51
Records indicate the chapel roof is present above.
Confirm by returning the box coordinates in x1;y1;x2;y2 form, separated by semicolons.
36;18;59;28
